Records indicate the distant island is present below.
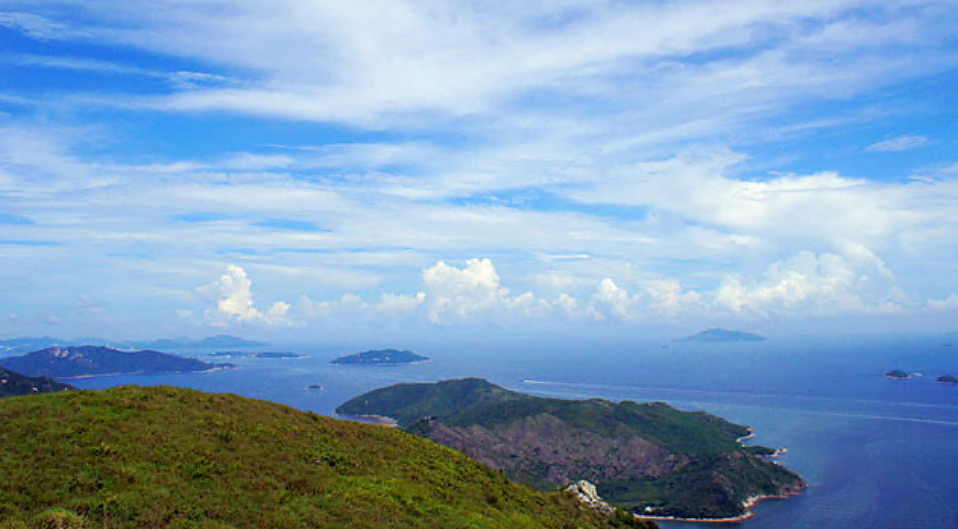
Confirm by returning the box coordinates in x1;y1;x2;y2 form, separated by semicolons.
138;335;269;350
679;328;766;343
0;335;267;355
885;369;910;380
0;367;74;398
937;375;958;385
331;349;429;365
337;378;806;521
0;346;234;379
208;351;305;359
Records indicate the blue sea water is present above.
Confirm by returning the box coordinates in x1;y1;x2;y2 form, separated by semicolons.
67;335;958;528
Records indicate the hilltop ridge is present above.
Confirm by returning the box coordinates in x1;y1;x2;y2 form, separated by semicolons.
0;385;653;529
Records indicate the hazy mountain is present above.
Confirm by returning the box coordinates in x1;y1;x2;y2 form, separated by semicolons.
679;329;766;343
0;346;232;378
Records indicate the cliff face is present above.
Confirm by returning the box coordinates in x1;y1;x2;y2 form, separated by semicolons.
341;378;807;520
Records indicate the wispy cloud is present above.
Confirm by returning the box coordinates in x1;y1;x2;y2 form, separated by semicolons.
867;135;930;152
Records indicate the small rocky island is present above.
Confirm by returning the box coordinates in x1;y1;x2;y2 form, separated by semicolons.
885;369;911;380
0;346;233;378
331;349;429;365
679;328;766;343
937;375;958;385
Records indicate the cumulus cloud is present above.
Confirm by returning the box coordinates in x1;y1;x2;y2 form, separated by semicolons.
713;248;902;318
197;264;290;325
867;135;929;152
188;250;947;333
588;279;641;322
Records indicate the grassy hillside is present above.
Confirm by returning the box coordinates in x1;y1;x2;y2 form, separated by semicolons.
0;385;654;529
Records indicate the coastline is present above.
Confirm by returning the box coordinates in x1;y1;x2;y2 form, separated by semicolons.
59;364;235;380
634;489;805;524
331;360;431;367
337;413;400;428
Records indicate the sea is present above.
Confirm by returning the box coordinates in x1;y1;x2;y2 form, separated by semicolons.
61;334;958;528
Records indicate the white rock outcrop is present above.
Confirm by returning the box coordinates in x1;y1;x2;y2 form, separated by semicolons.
564;480;616;515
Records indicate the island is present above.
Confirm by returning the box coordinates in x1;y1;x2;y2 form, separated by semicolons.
337;378;806;521
208;351;305;359
135;335;269;350
0;385;654;529
0;346;234;379
678;328;766;343
0;335;269;355
330;349;429;365
0;367;74;398
885;369;910;380
937;375;958;385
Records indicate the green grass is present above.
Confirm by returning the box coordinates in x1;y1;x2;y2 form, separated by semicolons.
0;386;654;529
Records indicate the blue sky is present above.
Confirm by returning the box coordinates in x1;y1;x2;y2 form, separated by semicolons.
2;0;958;340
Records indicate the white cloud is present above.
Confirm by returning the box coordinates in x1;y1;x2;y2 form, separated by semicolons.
928;295;958;311
867;135;929;152
588;278;641;322
196;265;290;325
714;249;902;318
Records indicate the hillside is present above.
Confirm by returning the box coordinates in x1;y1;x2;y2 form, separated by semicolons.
337;379;805;520
0;385;654;529
0;346;232;378
0;367;73;398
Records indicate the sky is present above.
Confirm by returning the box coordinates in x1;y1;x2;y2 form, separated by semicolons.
1;0;958;341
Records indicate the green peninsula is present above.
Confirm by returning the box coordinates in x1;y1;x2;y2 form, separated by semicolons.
0;385;652;529
337;378;806;520
331;349;429;365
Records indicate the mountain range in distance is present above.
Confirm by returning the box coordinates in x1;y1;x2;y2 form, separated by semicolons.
0;335;267;356
0;346;233;379
337;378;805;520
678;328;766;343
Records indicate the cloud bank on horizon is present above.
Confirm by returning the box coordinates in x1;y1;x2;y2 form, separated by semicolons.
1;0;958;338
